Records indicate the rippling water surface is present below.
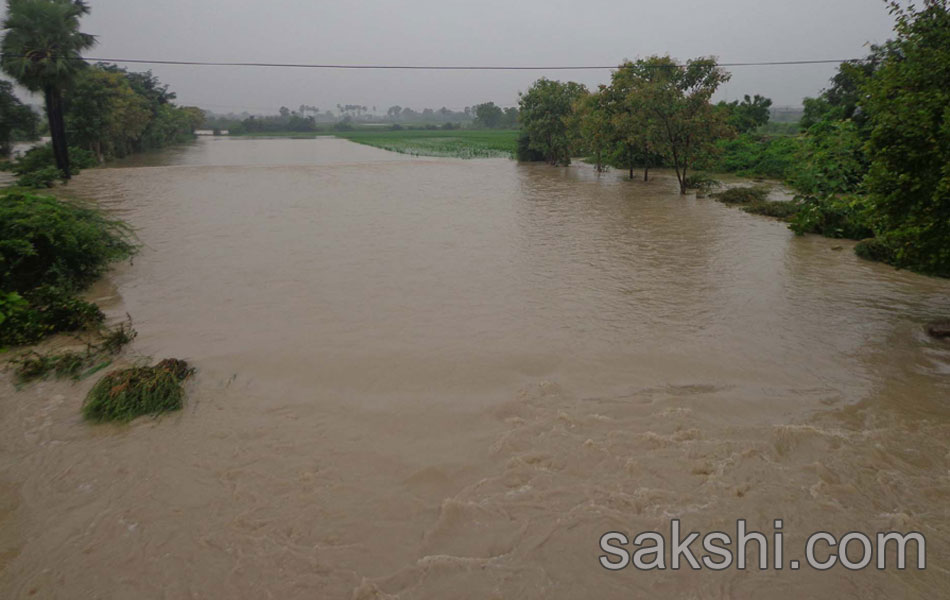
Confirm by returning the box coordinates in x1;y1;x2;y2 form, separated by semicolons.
2;137;949;598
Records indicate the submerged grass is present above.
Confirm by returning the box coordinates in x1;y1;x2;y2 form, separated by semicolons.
11;320;137;383
82;358;195;423
333;130;519;158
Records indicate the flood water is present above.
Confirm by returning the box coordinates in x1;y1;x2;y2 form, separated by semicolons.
2;137;949;599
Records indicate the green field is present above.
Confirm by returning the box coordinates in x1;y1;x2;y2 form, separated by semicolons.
332;129;519;159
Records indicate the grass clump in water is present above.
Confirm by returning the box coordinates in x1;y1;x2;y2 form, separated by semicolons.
82;358;194;423
11;320;137;383
711;186;771;204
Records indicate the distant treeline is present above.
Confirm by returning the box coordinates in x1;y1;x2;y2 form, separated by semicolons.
64;64;204;161
205;101;520;134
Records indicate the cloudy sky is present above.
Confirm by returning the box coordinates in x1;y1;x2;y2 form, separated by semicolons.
5;0;897;115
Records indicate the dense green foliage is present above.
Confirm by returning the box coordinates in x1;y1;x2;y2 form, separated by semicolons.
698;134;798;179
65;65;203;161
718;94;772;133
1;0;96;178
335;129;518;158
565;56;732;192
82;358;194;423
860;0;950;276
3;143;97;187
772;0;950;275
712;186;771;204
472;102;518;129
517;78;588;165
0;191;136;345
0;79;39;155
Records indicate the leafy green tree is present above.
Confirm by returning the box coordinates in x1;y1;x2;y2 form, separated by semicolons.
602;61;663;180
799;44;893;132
518;78;588;165
862;0;950;275
0;79;38;155
719;94;772;133
1;0;96;179
473;102;504;128
624;56;732;194
502;106;519;128
65;67;150;160
571;88;612;172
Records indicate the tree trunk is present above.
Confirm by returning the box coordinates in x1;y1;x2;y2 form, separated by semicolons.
629;166;634;180
44;86;71;179
644;166;649;182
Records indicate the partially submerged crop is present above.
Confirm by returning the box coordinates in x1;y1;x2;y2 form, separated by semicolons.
82;358;195;423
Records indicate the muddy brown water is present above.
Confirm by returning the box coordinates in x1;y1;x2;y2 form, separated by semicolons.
2;137;949;599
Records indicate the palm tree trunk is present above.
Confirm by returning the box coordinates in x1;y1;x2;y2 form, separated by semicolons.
44;86;71;179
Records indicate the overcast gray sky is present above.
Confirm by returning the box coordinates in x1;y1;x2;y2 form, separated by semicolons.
5;0;898;114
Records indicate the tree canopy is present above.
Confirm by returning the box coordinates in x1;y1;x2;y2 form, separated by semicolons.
1;0;96;178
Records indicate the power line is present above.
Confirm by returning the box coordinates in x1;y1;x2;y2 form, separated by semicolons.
2;54;861;70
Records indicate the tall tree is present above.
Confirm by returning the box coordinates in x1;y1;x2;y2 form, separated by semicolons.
1;0;96;179
473;101;504;128
624;56;731;194
604;61;663;181
571;87;612;172
719;94;773;133
518;78;588;165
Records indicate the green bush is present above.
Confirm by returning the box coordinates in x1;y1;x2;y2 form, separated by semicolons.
855;237;897;264
16;166;63;188
8;144;97;178
0;192;136;346
0;192;136;294
699;134;799;179
82;358;194;422
0;286;104;346
712;186;771;204
789;193;874;239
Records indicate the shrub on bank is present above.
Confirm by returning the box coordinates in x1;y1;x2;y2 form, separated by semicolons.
711;186;771;204
854;237;897;265
2;144;98;188
789;194;874;240
0;192;136;346
82;358;194;423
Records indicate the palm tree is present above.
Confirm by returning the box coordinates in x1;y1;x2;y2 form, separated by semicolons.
1;0;95;179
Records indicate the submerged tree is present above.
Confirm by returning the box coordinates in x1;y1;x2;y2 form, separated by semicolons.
1;0;96;179
518;78;588;165
571;87;613;172
624;56;732;194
